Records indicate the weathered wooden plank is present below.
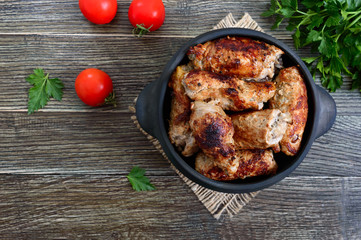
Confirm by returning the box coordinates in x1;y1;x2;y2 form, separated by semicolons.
0;0;294;37
241;177;353;240
0;174;209;240
0;175;358;239
291;115;361;177
0;35;358;113
0;111;359;178
0;112;171;174
342;178;361;239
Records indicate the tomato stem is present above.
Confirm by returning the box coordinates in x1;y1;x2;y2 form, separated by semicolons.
132;24;153;37
104;91;117;107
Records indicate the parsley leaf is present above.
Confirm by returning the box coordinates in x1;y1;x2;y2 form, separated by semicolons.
280;7;295;18
127;166;156;191
318;35;335;58
347;0;361;11
281;0;297;10
301;0;317;9
307;16;324;31
352;71;361;90
305;30;321;45
302;56;319;64
26;69;64;114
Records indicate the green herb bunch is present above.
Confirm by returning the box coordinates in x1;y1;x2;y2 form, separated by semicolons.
262;0;361;92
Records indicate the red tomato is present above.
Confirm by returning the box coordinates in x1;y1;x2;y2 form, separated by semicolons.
75;68;115;107
128;0;165;33
79;0;117;24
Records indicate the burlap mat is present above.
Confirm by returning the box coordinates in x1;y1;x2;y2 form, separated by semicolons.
130;13;264;219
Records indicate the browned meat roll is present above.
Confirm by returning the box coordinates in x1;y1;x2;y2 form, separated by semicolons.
168;65;199;157
182;70;276;111
189;101;237;174
231;109;291;151
195;149;278;181
187;36;283;81
269;66;308;156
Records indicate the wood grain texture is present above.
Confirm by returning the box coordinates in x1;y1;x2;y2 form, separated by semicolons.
0;0;360;238
0;35;359;113
0;112;169;174
0;0;292;37
0;111;359;178
0;175;359;239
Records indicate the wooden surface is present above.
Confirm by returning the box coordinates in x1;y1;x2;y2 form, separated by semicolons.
0;0;360;239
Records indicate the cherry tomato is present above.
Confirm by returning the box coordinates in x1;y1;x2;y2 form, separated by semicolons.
75;68;115;107
79;0;117;24
128;0;165;35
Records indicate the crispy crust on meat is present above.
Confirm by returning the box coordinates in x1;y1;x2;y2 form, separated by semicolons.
168;65;199;157
195;149;277;181
183;69;276;111
189;101;237;173
187;36;283;81
269;66;308;156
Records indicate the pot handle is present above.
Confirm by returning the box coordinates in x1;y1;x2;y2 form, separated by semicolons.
135;81;159;138
315;85;337;139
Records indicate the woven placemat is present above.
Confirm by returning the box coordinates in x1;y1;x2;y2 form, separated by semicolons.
130;13;264;219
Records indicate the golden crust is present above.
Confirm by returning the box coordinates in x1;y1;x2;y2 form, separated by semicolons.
269;66;308;156
189;101;235;165
168;65;199;157
182;69;276;111
187;36;284;81
195;149;277;181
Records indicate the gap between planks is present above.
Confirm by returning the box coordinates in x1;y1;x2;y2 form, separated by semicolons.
0;170;359;180
0;108;130;113
0;32;294;40
1;109;360;116
0;32;195;38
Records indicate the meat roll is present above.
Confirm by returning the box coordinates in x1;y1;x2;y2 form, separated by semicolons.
195;149;278;181
187;36;283;81
182;70;276;111
231;109;291;151
269;66;308;156
168;65;198;157
189;101;237;174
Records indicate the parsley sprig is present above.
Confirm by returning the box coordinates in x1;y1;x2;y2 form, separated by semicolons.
262;0;361;92
127;166;156;191
26;68;64;114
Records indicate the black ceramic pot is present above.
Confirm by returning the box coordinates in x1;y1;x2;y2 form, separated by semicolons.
136;28;336;193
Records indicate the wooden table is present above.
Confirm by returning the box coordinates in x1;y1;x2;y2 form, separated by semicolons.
0;1;360;239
